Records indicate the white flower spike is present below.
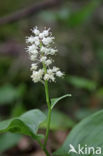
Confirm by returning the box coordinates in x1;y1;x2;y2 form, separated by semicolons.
26;27;64;83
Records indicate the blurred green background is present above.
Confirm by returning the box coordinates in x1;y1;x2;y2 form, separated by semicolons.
0;0;103;152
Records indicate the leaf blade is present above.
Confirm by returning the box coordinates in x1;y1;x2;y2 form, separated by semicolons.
53;109;103;156
51;94;71;110
0;109;46;140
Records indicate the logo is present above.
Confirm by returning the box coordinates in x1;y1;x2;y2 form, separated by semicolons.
68;144;102;155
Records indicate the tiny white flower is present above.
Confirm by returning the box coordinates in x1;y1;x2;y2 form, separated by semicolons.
40;56;47;62
56;71;64;77
39;33;45;38
30;55;37;61
44;74;49;80
30;50;38;55
34;36;40;46
41;46;46;52
32;27;40;35
44;74;55;82
50;75;55;81
35;41;40;46
31;69;44;83
50;48;57;55
42;37;54;46
47;69;53;74
26;36;35;43
45;59;52;66
38;69;44;76
41;46;50;55
42;29;49;37
52;66;59;72
31;63;38;70
39;29;49;38
27;45;38;53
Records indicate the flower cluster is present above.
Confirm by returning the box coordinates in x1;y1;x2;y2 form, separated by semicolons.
26;27;64;83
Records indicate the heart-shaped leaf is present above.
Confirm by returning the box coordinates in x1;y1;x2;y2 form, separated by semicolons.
0;109;46;140
51;94;71;110
53;109;103;156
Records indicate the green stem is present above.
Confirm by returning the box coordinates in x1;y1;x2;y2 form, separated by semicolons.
40;43;52;155
44;80;50;109
43;63;52;148
40;78;51;155
37;139;50;156
43;147;50;156
44;81;51;147
44;106;51;146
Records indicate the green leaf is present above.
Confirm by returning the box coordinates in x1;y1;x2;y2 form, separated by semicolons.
75;108;97;120
53;109;103;156
51;94;71;110
66;75;97;91
0;109;46;140
41;110;75;130
0;133;21;153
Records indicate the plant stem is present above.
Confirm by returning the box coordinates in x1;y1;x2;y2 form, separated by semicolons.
40;78;51;155
44;109;52;149
43;63;52;148
37;139;50;156
40;43;52;155
43;146;51;156
44;81;51;147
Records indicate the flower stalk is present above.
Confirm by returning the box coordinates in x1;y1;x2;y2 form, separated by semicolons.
42;53;51;148
26;26;64;156
44;80;51;147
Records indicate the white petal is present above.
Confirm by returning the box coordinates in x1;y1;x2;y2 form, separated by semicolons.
56;71;64;77
32;27;40;35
